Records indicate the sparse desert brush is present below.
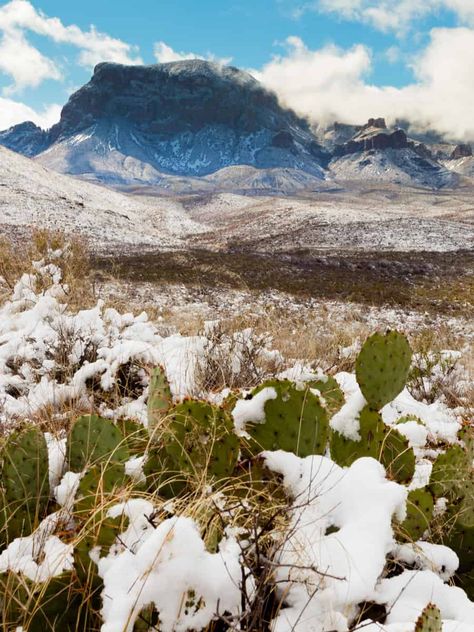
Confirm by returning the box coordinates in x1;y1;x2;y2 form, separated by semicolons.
0;228;94;309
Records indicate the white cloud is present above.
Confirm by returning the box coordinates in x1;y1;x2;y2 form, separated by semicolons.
255;31;474;140
153;41;232;66
0;28;61;93
291;0;474;32
0;0;141;92
0;98;61;130
384;46;401;64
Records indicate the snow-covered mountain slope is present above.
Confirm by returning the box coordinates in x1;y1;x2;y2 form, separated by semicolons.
445;156;474;179
7;60;327;184
329;148;457;189
0;146;204;250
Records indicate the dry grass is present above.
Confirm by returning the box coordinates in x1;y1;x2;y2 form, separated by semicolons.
0;229;94;310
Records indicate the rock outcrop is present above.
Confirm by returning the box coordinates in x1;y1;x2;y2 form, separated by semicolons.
0;61;329;182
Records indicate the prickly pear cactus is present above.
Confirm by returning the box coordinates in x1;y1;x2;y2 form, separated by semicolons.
147;365;172;435
429;445;469;501
67;415;129;472
307;376;345;417
246;380;329;458
0;426;50;542
117;418;149;455
144;446;187;499
74;462;129;581
330;405;385;467
381;427;415;484
356;331;412;409
163;401;239;481
414;603;442;632
399;489;434;541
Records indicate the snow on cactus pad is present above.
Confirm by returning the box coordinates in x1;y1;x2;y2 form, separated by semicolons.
262;451;474;632
98;506;250;632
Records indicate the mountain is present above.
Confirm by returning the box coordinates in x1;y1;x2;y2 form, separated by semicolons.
327;119;457;188
0;63;467;191
0;121;50;156
4;61;328;185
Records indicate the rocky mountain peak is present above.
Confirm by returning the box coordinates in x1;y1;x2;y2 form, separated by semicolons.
450;144;472;159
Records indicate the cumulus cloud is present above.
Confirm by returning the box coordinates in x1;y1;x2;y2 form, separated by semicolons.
154;41;232;66
290;0;474;32
0;0;141;92
255;31;474;140
0;28;61;93
0;98;61;130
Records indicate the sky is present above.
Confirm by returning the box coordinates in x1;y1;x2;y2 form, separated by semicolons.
0;0;473;140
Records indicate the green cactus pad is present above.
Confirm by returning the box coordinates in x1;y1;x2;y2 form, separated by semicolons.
144;447;187;499
147;365;172;435
381;427;416;484
307;376;345;417
414;603;442;632
330;406;385;467
163;401;239;481
74;462;129;580
1;426;50;540
356;331;412;409
429;445;470;501
399;489;434;541
117;418;149;455
67;415;129;472
246;379;329;457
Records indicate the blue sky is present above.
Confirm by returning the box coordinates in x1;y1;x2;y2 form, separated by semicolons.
0;0;473;139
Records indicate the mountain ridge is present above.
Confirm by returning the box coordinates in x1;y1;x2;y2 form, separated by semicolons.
0;60;471;192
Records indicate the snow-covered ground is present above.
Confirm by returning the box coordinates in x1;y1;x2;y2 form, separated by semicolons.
1;145;473;253
0;145;206;251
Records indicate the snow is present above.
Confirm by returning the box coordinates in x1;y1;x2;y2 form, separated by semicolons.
98;514;250;632
0;535;74;582
372;570;474;627
0;260;472;631
391;541;459;581
232;386;277;434
330;373;366;440
263;451;474;632
54;471;83;510
44;432;67;488
263;452;407;632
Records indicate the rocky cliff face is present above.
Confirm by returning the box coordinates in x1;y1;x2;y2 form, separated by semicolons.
3;61;328;182
0;121;49;157
450;144;472;159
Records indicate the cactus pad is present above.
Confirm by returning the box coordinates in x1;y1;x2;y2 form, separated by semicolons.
117;418;149;455
381;427;415;484
147;365;172;434
400;489;434;541
429;445;469;501
246;379;329;457
356;331;412;409
414;603;442;632
330;405;385;467
307;376;345;417
67;415;129;472
163;401;239;481
1;426;50;540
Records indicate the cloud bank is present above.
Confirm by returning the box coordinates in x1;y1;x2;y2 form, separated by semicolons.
292;0;474;32
254;31;474;140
